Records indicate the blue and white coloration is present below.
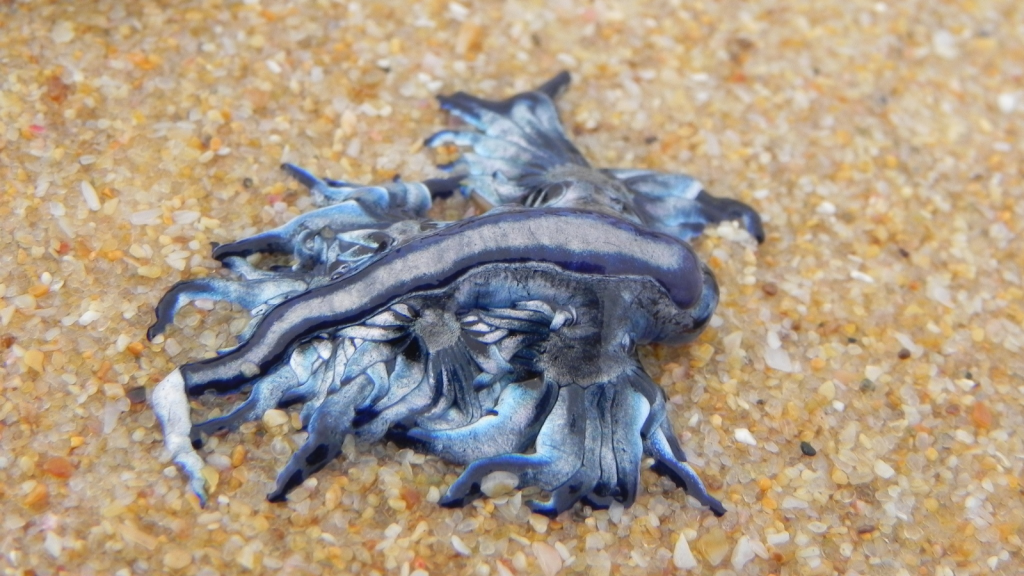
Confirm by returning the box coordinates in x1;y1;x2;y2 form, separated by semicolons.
150;72;762;517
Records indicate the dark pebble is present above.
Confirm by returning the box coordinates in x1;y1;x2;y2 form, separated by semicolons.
243;177;254;188
897;348;911;360
762;282;779;296
126;386;148;405
800;441;817;456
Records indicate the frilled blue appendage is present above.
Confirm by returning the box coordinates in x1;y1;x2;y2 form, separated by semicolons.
150;73;761;518
426;71;764;243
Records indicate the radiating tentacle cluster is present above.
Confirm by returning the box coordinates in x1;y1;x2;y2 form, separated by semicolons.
426;72;764;243
150;72;763;518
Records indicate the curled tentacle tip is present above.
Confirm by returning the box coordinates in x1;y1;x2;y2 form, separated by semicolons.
280;162;306;176
280;162;323;190
536;70;573;100
424;132;445;147
176;456;212;508
747;216;766;244
709;499;727;517
439;483;481;508
210;245;231;261
733;207;765;244
189;478;210;508
268;469;306;503
438;494;467;508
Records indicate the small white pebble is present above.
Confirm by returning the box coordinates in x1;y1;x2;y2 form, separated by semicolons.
807;522;828;534
865;365;884;381
997;92;1017;114
528;513;549;534
207;453;232;471
163;338;182;357
765;531;790;546
193;299;216;311
102;400;125;434
607;501;624;524
130;208;163;226
448;1;469;19
51;21;75;43
261;409;290;429
77;310;102;326
723;331;743;354
815;201;836;215
172;210;201;225
954;429;975;444
750;539;770;559
480;471;518;498
426;486;440;503
673;532;698;569
552;541;572;562
734;428;757;446
451;535;471;556
80;181;101;211
763;347;794;372
850;270;874;283
13;294;36;309
781;496;809;509
874;459;896;479
932;29;958;59
730;536;755;571
44;532;63;558
531;541;562;576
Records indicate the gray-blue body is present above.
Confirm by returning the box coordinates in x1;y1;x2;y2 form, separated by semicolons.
150;72;762;517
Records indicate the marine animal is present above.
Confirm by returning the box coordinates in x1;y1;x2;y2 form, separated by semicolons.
150;72;762;517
